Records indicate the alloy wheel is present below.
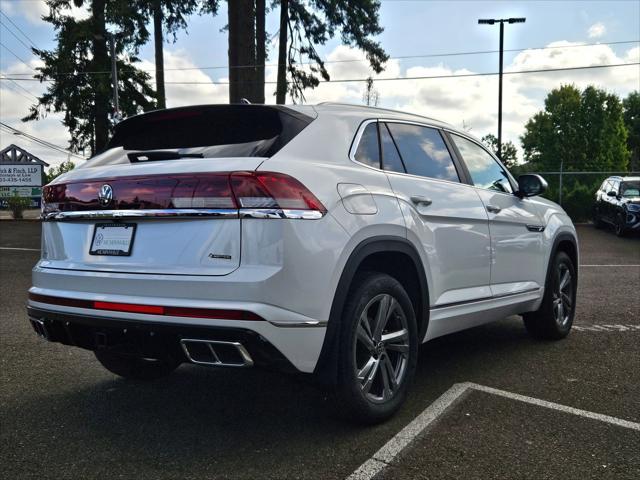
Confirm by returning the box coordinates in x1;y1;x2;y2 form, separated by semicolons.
552;264;573;327
353;293;410;403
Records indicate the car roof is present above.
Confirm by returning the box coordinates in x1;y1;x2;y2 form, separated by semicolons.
313;102;455;129
607;176;640;181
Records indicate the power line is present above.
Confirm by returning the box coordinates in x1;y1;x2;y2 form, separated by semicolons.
2;76;38;100
0;10;38;49
0;41;34;71
1;81;34;102
0;19;34;53
2;61;638;86
2;39;638;77
0;122;86;159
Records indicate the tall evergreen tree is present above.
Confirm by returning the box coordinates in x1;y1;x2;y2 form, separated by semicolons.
138;1;219;109
23;0;156;155
275;0;388;103
227;0;257;103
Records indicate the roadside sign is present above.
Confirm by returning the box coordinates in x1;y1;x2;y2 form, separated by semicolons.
0;164;43;187
0;186;43;197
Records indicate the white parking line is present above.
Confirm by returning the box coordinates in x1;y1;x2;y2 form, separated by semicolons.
0;247;40;252
573;324;640;332
346;382;640;480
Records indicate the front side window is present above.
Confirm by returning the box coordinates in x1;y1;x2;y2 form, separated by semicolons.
621;181;640;197
386;123;459;182
380;123;405;173
354;123;380;168
451;134;513;194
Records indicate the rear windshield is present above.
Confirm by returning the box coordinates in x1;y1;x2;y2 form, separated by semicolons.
85;105;313;166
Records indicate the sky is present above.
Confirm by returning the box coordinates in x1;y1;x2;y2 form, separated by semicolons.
0;0;639;167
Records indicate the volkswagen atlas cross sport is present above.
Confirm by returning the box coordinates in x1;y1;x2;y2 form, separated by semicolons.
28;103;579;423
592;176;640;236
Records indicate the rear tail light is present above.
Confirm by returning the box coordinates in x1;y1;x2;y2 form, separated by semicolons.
42;171;326;218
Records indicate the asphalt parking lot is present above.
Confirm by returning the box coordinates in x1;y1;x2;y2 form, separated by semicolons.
1;222;638;479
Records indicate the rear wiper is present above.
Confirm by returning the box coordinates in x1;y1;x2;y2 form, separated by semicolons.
128;151;204;163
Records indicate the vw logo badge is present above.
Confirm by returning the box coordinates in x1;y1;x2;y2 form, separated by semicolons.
98;184;113;207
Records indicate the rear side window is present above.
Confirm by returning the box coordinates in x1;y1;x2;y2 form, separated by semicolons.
380;123;405;173
354;123;380;168
451;134;513;194
386;123;459;182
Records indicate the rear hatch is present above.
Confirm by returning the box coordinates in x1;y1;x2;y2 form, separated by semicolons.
40;105;316;276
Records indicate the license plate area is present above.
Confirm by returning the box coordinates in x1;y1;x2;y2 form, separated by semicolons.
90;223;136;256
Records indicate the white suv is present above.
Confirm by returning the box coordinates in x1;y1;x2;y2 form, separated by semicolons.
28;103;578;423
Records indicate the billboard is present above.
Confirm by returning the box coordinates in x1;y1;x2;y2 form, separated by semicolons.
0;164;43;188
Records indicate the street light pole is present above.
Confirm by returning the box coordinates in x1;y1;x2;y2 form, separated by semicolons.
478;17;526;161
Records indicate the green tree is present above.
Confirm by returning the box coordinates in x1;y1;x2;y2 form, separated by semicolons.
521;85;630;221
521;85;629;172
623;91;640;172
274;0;388;103
23;0;156;155
45;160;76;183
481;134;518;169
138;1;217;109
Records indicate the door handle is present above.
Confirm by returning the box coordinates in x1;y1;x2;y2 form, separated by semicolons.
486;205;502;213
410;195;432;206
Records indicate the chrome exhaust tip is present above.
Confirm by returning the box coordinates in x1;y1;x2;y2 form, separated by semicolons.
180;339;254;367
29;318;50;340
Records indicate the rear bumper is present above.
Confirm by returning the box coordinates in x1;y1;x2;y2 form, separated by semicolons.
28;306;299;371
26;297;327;373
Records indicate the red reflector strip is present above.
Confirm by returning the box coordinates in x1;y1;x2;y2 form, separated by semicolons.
164;306;264;321
29;293;264;321
94;301;164;315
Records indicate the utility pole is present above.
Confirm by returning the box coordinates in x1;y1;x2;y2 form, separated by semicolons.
108;33;121;123
478;17;525;161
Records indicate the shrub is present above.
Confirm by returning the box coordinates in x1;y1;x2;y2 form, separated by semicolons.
4;193;32;220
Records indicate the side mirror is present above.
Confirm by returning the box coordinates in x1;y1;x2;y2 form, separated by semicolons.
607;190;617;197
517;174;548;198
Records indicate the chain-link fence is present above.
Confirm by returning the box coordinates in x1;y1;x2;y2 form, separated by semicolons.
525;171;640;222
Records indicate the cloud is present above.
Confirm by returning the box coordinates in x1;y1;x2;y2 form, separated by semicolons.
0;0;89;24
587;22;606;39
284;41;638;160
2;38;638;168
136;49;228;107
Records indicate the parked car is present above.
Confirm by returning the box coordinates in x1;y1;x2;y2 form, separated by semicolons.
27;104;579;423
592;176;640;236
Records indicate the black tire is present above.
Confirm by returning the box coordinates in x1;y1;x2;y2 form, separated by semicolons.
335;272;418;424
523;251;576;340
614;213;626;237
94;350;180;380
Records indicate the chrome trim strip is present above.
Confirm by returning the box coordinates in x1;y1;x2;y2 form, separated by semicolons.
267;320;328;328
239;209;324;220
430;287;542;310
43;208;325;221
43;209;239;221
